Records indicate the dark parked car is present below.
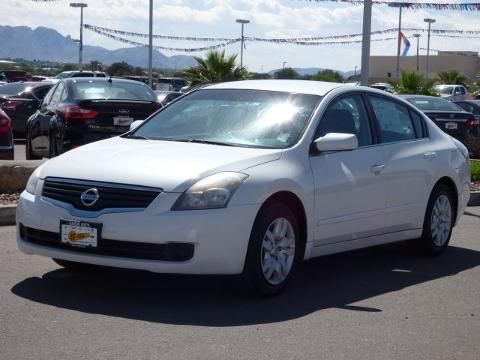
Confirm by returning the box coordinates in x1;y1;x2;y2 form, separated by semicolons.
401;95;479;142
154;90;183;106
454;100;480;121
0;82;54;134
0;109;14;160
26;77;161;159
0;70;28;83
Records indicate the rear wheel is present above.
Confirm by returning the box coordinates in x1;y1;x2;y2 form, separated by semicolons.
416;184;455;256
244;202;301;296
48;134;58;158
25;129;40;160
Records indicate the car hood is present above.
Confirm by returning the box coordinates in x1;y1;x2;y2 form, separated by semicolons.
39;137;282;192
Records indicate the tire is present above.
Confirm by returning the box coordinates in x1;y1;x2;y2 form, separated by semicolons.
25;129;40;160
52;258;98;271
416;184;455;256
48;134;57;158
243;202;302;296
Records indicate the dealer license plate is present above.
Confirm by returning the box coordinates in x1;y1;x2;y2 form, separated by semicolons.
60;219;100;248
113;115;134;127
445;122;458;130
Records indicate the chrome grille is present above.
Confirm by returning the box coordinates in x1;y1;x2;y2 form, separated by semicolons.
42;177;162;211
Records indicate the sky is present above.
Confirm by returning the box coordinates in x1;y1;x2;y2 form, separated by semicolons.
1;0;480;73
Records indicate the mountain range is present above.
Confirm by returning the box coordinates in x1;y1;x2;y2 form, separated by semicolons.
0;25;196;69
269;67;357;79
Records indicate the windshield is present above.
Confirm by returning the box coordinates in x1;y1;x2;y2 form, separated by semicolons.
434;85;454;95
71;81;157;101
133;89;320;149
55;72;70;79
407;97;464;112
0;83;30;95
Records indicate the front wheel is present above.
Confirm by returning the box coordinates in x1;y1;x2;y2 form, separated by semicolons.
417;184;455;256
244;202;301;296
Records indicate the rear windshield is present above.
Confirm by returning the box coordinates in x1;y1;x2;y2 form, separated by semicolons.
71;81;157;101
0;83;30;95
406;97;463;112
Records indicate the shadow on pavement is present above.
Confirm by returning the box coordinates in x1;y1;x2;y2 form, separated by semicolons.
11;243;480;326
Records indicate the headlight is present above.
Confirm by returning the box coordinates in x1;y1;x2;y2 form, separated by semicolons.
172;172;248;210
25;166;43;195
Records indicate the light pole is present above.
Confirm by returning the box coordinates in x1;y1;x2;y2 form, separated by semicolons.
283;61;287;70
70;3;88;71
236;19;250;68
424;18;436;79
148;0;153;88
413;33;420;72
360;0;372;86
390;4;403;79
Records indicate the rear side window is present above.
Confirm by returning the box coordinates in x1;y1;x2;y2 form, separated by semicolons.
409;110;427;138
369;96;416;143
33;86;51;100
49;82;65;106
41;84;57;106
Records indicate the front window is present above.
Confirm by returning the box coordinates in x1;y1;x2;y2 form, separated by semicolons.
406;97;464;112
132;89;320;149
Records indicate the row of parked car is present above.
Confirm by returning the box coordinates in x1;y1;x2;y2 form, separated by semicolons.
0;77;479;161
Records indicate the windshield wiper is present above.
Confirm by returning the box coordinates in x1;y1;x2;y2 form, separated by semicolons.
173;139;235;147
124;134;150;140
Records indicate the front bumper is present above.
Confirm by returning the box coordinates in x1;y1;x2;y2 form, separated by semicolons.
16;183;260;275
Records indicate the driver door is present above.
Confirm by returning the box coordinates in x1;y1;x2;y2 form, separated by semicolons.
309;93;387;246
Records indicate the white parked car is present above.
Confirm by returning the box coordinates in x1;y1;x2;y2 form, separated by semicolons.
16;80;471;295
434;84;469;102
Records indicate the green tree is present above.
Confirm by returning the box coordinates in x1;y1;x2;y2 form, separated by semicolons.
182;50;248;86
249;72;271;80
390;70;436;95
273;67;299;79
107;62;134;76
312;69;344;83
437;69;468;86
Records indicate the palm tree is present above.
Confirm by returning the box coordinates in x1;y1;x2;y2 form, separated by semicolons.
182;50;248;86
390;70;436;95
437;69;468;86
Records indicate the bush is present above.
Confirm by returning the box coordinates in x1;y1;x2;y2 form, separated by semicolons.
471;160;480;182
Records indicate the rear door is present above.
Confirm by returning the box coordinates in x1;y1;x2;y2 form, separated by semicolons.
367;94;435;232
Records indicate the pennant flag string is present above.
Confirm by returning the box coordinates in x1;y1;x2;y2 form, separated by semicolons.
294;1;480;11
85;24;480;43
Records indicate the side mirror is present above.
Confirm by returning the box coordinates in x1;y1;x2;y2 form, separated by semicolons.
129;120;144;131
313;133;358;152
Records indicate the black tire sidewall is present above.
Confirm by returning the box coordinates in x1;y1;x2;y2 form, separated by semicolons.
421;184;455;256
244;202;301;295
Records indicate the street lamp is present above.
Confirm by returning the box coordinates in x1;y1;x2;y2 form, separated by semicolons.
148;0;153;88
70;2;88;71
236;19;250;68
282;61;287;70
413;33;421;72
424;18;436;79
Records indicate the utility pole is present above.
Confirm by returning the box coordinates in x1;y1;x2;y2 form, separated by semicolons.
424;18;436;79
360;0;372;86
70;3;87;71
236;19;250;68
413;34;420;72
148;0;153;88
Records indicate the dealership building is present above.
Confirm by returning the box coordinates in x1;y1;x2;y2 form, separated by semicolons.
369;51;480;82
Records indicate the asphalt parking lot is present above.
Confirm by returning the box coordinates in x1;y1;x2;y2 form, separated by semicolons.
1;208;479;360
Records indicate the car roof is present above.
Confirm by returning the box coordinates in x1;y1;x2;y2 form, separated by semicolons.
205;80;349;96
455;99;480;104
399;95;443;100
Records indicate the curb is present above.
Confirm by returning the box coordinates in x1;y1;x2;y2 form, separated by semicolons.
0;205;16;226
468;191;480;207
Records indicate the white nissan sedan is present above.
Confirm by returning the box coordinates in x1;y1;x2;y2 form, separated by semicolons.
17;80;471;295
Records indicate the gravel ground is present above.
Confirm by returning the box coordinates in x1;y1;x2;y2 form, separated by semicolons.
0;193;20;206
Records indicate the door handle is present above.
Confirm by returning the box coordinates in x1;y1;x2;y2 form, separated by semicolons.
370;164;385;175
424;151;437;159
